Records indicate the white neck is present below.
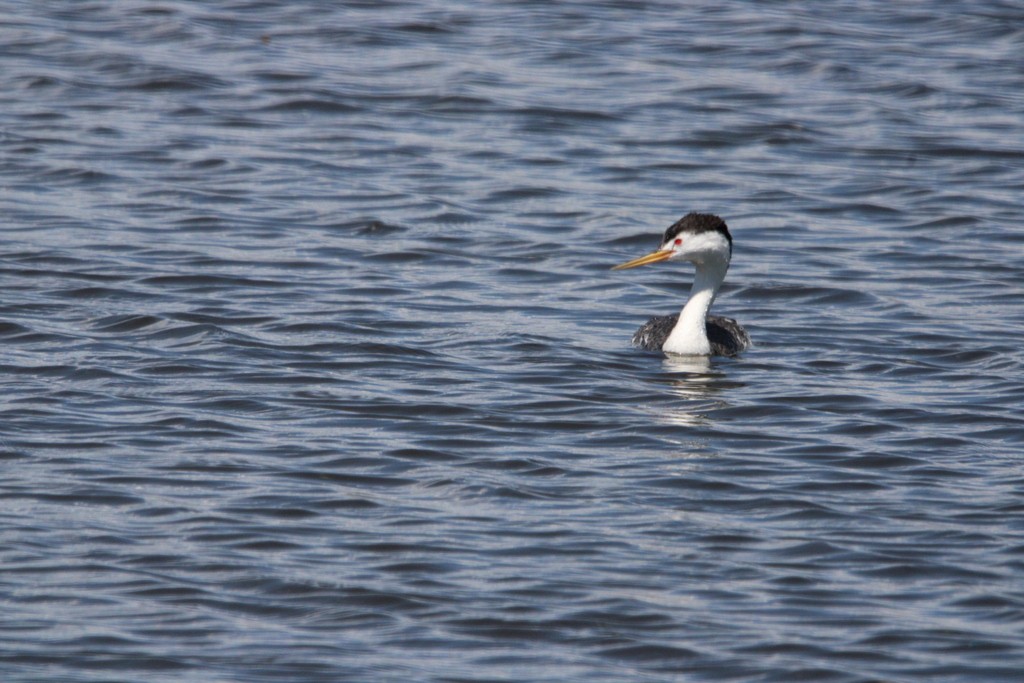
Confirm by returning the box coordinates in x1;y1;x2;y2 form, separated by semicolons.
662;258;728;355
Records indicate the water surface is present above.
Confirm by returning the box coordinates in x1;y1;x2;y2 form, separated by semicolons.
2;2;1023;681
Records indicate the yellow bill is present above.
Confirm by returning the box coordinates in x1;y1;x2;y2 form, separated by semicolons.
611;249;673;270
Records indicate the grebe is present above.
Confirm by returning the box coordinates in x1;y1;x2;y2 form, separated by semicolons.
613;212;750;357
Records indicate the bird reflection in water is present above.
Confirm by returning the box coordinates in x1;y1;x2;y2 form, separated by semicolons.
656;354;735;426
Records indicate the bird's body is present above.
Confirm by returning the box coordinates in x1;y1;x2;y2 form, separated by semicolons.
631;314;750;357
612;212;750;357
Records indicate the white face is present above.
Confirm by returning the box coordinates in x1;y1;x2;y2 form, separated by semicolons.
660;230;731;266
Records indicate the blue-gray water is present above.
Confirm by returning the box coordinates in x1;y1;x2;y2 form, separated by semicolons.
2;2;1023;681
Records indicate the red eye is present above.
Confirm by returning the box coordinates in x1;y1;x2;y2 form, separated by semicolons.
674;238;682;246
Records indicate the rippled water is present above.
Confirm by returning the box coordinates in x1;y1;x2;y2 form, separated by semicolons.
2;2;1024;681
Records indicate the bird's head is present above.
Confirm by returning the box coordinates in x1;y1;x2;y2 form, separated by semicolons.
612;213;732;271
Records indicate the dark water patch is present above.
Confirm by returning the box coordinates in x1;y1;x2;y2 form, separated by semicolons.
140;273;289;290
353;219;407;236
598;642;699;662
89;314;164;333
483;186;565;203
49;285;159;301
279;471;417;489
37;166;121;185
0;321;34;338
